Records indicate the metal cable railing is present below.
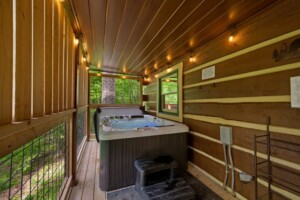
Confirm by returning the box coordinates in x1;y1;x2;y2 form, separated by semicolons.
76;111;86;154
0;123;67;200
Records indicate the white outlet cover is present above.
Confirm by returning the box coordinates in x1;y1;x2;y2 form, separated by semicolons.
202;66;215;80
291;76;300;108
220;126;232;145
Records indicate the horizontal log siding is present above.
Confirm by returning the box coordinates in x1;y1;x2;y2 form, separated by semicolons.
145;0;300;199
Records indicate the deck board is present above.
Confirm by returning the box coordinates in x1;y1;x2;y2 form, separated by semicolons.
82;142;97;200
94;143;106;199
69;141;106;200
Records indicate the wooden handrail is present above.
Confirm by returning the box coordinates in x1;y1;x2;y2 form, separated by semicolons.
0;109;76;140
0;109;75;158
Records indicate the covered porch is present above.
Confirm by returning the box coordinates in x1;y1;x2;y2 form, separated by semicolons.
1;0;300;199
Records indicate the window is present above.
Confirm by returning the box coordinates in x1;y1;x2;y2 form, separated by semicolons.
89;75;141;105
159;71;178;114
157;62;183;122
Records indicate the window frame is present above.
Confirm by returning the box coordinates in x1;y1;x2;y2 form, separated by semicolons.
156;62;183;122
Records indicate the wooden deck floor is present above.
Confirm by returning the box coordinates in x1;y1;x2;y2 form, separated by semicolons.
69;141;106;200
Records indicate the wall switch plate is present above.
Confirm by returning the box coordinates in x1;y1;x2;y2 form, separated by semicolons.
220;126;232;145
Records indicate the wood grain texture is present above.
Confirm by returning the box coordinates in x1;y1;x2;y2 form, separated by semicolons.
72;0;277;75
129;0;205;72
137;0;277;74
183;0;300;74
189;144;300;198
107;0;145;68
68;25;75;109
45;0;53;115
15;0;32;121
184;117;300;169
81;141;97;199
0;111;72;158
125;0;185;71
59;10;65;111
114;0;164;69
184;35;300;86
0;0;13;125
69;140;92;200
53;0;59;113
184;69;300;100
65;17;69;110
89;0;107;66
102;0;127;67
33;0;45;117
188;149;265;200
184;102;300;129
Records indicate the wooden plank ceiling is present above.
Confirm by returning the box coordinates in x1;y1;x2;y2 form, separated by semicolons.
72;0;276;76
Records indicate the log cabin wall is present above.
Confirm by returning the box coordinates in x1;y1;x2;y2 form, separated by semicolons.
143;0;300;199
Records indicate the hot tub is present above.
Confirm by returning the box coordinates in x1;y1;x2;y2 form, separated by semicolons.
94;107;189;191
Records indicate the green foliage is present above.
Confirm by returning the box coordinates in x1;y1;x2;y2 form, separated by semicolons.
161;81;178;104
0;125;66;200
89;76;141;104
115;78;140;104
89;76;102;104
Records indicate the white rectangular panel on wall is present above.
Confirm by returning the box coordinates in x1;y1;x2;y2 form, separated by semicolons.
202;66;215;80
291;76;300;108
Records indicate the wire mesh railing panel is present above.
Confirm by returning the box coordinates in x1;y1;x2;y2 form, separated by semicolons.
0;123;67;200
76;111;86;153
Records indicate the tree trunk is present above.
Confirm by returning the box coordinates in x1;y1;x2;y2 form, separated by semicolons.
101;77;115;103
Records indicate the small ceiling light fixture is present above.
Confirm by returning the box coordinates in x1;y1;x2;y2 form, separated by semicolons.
86;66;89;70
167;68;171;73
123;66;126;73
154;63;158;69
229;35;234;43
228;24;237;44
189;53;196;62
74;38;79;45
83;57;87;62
166;55;172;62
144;68;149;76
154;74;158;78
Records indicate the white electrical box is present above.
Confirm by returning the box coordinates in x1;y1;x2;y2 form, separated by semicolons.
220;126;232;145
291;76;300;108
202;66;215;80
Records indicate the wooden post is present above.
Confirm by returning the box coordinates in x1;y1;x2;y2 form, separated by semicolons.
71;41;79;186
33;0;45;118
53;0;59;113
45;0;53;115
0;0;13;126
87;74;90;141
15;0;32;121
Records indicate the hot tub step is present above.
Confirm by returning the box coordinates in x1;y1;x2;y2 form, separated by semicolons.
140;178;195;200
135;156;178;188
